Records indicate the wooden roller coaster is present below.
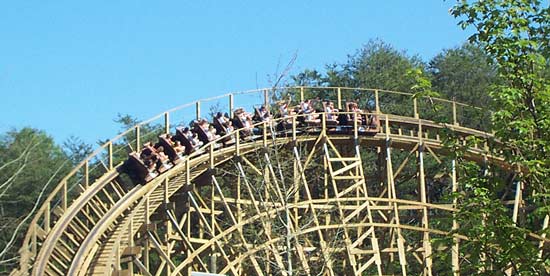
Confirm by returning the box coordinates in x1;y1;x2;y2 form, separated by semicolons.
10;87;549;275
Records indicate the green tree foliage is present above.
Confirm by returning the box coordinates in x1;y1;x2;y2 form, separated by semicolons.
330;40;424;91
448;0;550;273
290;39;425;116
429;43;497;107
291;69;324;87
0;128;72;272
63;135;93;166
291;39;423;90
429;43;497;130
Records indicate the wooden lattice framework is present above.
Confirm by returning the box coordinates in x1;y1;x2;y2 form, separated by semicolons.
10;87;549;276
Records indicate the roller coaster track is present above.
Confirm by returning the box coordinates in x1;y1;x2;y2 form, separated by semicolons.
11;87;549;275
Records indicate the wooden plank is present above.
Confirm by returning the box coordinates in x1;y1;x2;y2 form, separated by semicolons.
331;161;360;176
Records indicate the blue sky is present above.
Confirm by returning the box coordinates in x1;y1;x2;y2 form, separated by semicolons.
0;1;471;146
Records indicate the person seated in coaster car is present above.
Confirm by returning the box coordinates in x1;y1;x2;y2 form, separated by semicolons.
154;146;173;172
157;134;184;164
174;126;202;155
254;105;272;123
233;108;254;136
323;101;340;129
214;112;234;134
173;140;185;156
300;99;320;124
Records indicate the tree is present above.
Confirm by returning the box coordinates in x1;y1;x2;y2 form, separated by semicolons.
327;39;424;91
448;0;550;273
428;43;498;129
0;128;72;272
290;39;426;117
63;135;93;166
429;43;496;108
291;69;324;87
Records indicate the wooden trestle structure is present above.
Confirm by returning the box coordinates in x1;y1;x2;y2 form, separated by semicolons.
11;87;549;275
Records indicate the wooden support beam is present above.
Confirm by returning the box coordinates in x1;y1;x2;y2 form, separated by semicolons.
512;180;523;224
292;146;336;276
375;90;380;114
196;101;201;120
539;215;549;259
235;163;288;275
229;94;234;119
211;176;265;276
187;193;241;275
164;112;170;134
337;87;342;110
385;117;408;274
414;98;419;119
418;121;433;276
323;141;381;275
451;159;460;276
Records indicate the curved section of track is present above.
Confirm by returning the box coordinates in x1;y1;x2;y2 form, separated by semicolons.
11;87;548;276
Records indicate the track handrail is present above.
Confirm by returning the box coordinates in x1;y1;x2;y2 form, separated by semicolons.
62;111;500;274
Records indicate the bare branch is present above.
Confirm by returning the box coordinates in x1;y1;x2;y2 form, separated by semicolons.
0;158;70;259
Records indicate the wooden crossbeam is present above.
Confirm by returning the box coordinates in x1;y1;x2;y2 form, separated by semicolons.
323;140;382;275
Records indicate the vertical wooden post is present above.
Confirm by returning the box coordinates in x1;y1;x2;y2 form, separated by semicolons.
135;125;141;152
375;90;380;114
539;215;549;258
353;112;358;139
264;89;269;109
185;193;191;275
337;87;342;110
84;160;89;189
385;114;408;273
418;121;433;275
384;114;389;138
210;143;214;167
413;98;419;119
505;179;524;275
452;99;458;126
452;159;460;276
45;204;51;232
323;155;329;226
321;110;326;135
263;121;267;147
262;165;272;276
164;178;169;204
292;116;297;141
229;94;234;119
128;217;134;275
237;172;241;229
164;177;171;275
235;131;241;156
300;86;304;102
512;181;523;224
293;158;299;230
108;141;113;170
144;197;150;271
186;158;190;185
196;101;201;120
164;112;170;134
62;181;68;211
236;172;242;273
31;226;37;256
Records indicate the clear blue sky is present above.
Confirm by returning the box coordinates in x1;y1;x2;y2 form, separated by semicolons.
0;1;471;146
